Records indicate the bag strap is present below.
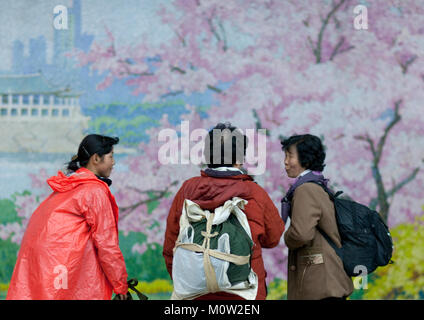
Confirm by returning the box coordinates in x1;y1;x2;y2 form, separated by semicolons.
174;211;251;294
316;227;343;259
127;278;148;300
308;180;344;201
307;181;344;260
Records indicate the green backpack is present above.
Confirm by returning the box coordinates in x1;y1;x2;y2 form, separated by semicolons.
189;214;253;285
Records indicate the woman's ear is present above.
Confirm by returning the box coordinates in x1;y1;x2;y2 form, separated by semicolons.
92;153;101;164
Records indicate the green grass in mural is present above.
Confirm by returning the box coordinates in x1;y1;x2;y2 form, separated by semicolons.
0;238;20;284
129;99;186;110
0;198;21;224
117;190;168;283
0;197;21;285
145;191;160;214
91;115;153;131
147;292;172;300
118;231;169;282
84;100;187;147
89;115;157;146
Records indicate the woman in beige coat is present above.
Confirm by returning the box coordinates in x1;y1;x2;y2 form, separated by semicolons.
281;134;353;300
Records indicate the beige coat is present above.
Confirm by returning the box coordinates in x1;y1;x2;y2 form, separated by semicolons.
284;183;353;300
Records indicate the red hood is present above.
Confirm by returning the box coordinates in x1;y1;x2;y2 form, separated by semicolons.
47;167;119;226
183;170;255;211
47;167;108;193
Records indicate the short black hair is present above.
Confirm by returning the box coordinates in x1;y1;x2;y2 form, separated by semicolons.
281;134;326;172
67;134;119;172
203;122;248;168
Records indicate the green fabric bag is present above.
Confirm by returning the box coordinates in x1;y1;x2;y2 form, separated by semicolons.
188;214;253;285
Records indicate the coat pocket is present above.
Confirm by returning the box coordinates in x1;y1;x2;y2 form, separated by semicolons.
299;253;324;295
300;253;324;265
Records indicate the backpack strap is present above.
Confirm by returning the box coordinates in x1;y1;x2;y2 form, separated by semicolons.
316;227;344;259
308;180;344;201
174;210;251;294
308;181;345;260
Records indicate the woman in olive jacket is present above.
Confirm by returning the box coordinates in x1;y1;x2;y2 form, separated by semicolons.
281;134;353;300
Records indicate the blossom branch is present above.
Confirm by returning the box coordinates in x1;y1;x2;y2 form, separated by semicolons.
119;180;179;217
313;0;348;63
398;55;417;74
329;36;355;61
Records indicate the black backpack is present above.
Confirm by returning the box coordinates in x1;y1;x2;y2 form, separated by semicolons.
312;182;394;277
283;175;394;277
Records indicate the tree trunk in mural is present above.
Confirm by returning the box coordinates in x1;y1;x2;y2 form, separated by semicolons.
355;100;421;223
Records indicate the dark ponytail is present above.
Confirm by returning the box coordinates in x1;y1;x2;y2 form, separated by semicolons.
67;154;80;172
67;134;119;173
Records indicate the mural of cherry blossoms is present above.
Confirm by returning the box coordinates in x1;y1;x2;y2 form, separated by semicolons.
1;0;423;299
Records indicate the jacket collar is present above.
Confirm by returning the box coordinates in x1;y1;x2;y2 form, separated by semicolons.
201;169;254;181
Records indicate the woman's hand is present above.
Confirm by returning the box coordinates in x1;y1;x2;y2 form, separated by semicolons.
115;293;128;300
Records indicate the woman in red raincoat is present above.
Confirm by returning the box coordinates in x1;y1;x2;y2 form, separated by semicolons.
7;134;128;300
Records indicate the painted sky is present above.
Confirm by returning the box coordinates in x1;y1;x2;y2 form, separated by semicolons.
0;0;173;71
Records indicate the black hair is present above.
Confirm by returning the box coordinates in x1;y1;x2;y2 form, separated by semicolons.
203;122;248;168
281;134;326;172
67;134;119;172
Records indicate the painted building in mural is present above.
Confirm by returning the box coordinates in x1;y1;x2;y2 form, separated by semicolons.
0;73;89;153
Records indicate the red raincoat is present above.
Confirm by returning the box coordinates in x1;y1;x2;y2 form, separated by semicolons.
163;170;285;300
6;167;128;300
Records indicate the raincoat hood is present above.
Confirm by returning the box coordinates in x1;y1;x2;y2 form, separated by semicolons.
47;167;109;193
182;170;254;211
47;167;119;230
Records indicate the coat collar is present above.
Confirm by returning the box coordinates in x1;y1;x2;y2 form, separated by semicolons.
201;169;254;181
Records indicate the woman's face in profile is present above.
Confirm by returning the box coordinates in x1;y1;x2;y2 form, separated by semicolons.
95;148;115;178
284;145;306;178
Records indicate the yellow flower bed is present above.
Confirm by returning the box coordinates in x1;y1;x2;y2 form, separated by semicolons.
0;283;9;291
266;278;288;300
363;213;424;300
131;279;173;294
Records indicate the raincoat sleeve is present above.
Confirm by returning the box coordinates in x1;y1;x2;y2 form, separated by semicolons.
84;187;128;295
